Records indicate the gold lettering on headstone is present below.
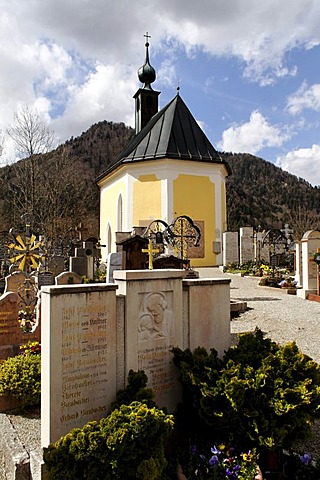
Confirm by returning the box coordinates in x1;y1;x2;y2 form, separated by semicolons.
59;302;109;424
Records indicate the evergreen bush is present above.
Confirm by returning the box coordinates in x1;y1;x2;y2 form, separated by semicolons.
43;401;174;480
0;347;41;407
173;329;320;452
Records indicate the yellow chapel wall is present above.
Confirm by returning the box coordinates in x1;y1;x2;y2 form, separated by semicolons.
132;174;162;226
99;177;127;259
173;174;216;267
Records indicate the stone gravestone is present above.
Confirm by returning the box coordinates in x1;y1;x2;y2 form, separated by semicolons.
239;227;254;264
37;271;54;289
41;283;118;446
223;231;239;266
55;271;83;286
0;292;40;360
114;270;185;412
69;240;101;280
106;252;124;283
5;271;30;309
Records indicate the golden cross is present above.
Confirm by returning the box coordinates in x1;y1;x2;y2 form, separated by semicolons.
142;239;160;270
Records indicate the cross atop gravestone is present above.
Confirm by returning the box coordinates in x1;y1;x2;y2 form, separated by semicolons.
142;239;160;270
69;238;102;280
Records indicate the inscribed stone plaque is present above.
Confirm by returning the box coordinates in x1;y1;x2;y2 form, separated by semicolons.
0;292;40;359
137;291;178;408
114;270;184;413
41;283;118;446
37;272;54;289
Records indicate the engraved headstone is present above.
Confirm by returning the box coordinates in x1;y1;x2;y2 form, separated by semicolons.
0;292;40;359
37;271;54;289
41;283;118;446
5;271;37;310
114;270;185;412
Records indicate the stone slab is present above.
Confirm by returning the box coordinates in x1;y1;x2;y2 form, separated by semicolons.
41;283;118;447
0;413;29;480
114;269;185;412
0;292;40;360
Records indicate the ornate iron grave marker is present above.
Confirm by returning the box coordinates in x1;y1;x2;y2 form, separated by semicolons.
7;221;44;331
143;215;201;270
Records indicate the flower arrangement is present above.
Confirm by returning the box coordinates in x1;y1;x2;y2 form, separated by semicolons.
180;443;260;480
259;264;271;275
20;341;41;356
18;308;36;332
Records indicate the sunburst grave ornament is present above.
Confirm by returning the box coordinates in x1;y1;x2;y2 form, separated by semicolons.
7;232;41;272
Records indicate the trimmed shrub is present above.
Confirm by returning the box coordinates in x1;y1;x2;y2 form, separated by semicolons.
43;401;174;480
173;329;320;451
0;352;41;407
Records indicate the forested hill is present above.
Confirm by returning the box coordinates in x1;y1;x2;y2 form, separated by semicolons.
0;120;319;240
222;152;320;237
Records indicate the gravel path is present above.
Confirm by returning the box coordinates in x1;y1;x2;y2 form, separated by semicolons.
1;269;319;478
197;268;320;363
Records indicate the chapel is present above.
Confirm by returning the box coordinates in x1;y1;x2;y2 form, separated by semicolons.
97;36;230;267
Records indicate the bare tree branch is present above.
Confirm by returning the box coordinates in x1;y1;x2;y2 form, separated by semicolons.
7;105;57;158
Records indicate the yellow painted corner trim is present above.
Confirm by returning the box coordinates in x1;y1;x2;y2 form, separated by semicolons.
138;174;159;182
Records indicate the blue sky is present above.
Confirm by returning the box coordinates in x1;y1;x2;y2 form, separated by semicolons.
1;0;320;186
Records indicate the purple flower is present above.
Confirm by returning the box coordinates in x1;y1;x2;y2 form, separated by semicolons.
226;467;238;478
300;452;312;465
209;455;220;467
233;464;241;471
211;445;221;455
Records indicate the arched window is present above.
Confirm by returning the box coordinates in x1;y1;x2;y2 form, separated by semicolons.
117;194;123;232
106;223;112;254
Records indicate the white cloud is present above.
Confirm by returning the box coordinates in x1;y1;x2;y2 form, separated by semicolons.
158;0;320;84
218;111;290;154
51;62;136;140
287;82;320;115
1;0;320;163
276;145;320;186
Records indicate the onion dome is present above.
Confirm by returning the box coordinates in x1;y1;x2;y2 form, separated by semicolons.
138;33;156;90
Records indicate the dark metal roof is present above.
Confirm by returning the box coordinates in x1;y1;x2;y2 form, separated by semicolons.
97;94;230;180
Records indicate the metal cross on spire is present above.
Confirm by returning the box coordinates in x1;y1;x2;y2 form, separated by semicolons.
144;32;151;45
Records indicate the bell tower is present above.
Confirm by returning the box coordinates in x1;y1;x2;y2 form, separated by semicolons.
134;33;160;133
